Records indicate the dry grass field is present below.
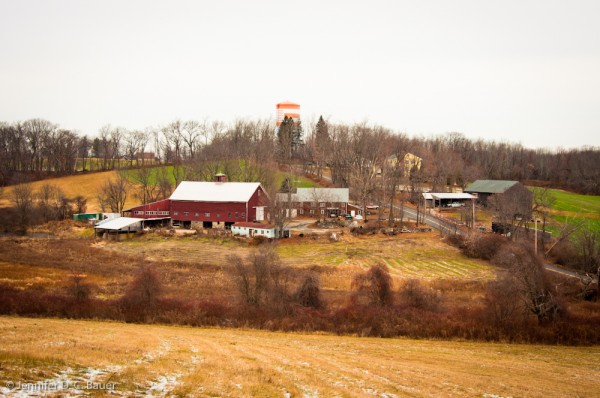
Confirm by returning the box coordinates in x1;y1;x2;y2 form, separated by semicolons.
0;231;493;306
0;170;139;212
1;316;599;397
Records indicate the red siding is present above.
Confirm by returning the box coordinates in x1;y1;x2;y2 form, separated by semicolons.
128;184;269;224
171;201;248;223
129;199;171;218
246;185;268;221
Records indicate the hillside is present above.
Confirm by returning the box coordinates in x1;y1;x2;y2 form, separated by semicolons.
0;165;318;213
0;170;139;212
546;188;600;234
1;316;598;397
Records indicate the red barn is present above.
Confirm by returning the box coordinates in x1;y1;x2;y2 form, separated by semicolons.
126;176;269;229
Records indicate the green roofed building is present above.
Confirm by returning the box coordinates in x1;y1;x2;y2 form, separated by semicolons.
465;180;532;220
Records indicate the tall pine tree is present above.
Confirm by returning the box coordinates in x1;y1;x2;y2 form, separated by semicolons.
277;116;303;162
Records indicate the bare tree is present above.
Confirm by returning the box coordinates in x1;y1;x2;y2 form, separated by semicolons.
11;183;34;230
492;243;561;323
229;245;291;308
351;264;393;306
124;130;147;167
98;172;129;213
131;165;160;204
37;183;62;222
156;166;174;200
531;187;556;250
181;120;202;159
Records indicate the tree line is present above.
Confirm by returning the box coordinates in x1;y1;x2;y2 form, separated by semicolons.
1;117;599;197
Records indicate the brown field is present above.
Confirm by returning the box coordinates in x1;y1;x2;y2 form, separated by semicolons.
0;170;139;212
1;316;598;397
0;230;493;304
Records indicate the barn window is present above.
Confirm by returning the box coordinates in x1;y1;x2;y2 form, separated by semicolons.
320;202;325;207
228;212;232;218
184;212;189;216
174;212;179;216
205;212;210;217
195;212;199;217
299;209;304;215
241;212;245;218
321;209;325;215
135;211;144;215
311;202;316;207
310;209;315;215
217;213;220;218
235;212;238;218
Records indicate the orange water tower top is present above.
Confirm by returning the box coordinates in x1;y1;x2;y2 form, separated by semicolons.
276;101;300;126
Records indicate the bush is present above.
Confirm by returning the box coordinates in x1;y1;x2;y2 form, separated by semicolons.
399;279;441;311
351;264;393;306
462;234;508;260
66;274;94;303
249;235;269;246
491;242;563;323
120;266;163;321
295;273;323;309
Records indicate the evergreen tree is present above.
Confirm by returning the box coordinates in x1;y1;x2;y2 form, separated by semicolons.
315;115;329;150
277;116;303;161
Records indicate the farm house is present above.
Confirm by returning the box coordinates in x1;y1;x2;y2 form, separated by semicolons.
276;188;349;218
125;174;269;229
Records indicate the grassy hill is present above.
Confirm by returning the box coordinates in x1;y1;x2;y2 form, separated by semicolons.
545;188;600;234
0;165;317;213
0;170;139;212
1;316;598;397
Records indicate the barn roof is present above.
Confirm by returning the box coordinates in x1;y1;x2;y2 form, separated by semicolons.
170;181;261;202
94;217;142;231
431;193;475;200
465;180;519;194
277;188;349;203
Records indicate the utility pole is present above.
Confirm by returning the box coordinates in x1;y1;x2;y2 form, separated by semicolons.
534;218;539;255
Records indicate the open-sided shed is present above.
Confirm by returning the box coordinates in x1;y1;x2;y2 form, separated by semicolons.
94;217;143;239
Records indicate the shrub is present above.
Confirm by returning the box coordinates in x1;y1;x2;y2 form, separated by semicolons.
351;264;393;306
121;266;163;321
66;274;94;303
462;234;508;260
295;273;323;309
492;242;563;323
399;279;441;311
249;235;269;246
230;244;292;311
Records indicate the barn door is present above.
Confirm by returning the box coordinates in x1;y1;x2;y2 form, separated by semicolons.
256;206;264;221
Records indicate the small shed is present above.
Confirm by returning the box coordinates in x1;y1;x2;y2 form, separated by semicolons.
232;222;283;239
430;193;475;209
73;212;103;221
94;217;143;239
422;193;434;208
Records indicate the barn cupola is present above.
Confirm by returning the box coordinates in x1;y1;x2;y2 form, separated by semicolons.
214;173;228;183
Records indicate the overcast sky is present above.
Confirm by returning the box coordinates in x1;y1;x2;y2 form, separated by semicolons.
1;0;599;149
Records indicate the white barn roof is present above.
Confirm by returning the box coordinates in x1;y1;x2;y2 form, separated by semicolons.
431;193;475;200
170;181;261;202
94;217;142;231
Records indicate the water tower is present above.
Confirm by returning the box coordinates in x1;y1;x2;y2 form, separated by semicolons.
276;101;300;127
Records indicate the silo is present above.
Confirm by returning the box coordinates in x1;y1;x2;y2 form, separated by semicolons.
276;101;300;126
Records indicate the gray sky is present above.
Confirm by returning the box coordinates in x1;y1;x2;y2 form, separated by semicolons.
1;0;599;149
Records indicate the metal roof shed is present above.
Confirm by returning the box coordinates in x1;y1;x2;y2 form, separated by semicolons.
465;180;519;194
94;217;143;239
